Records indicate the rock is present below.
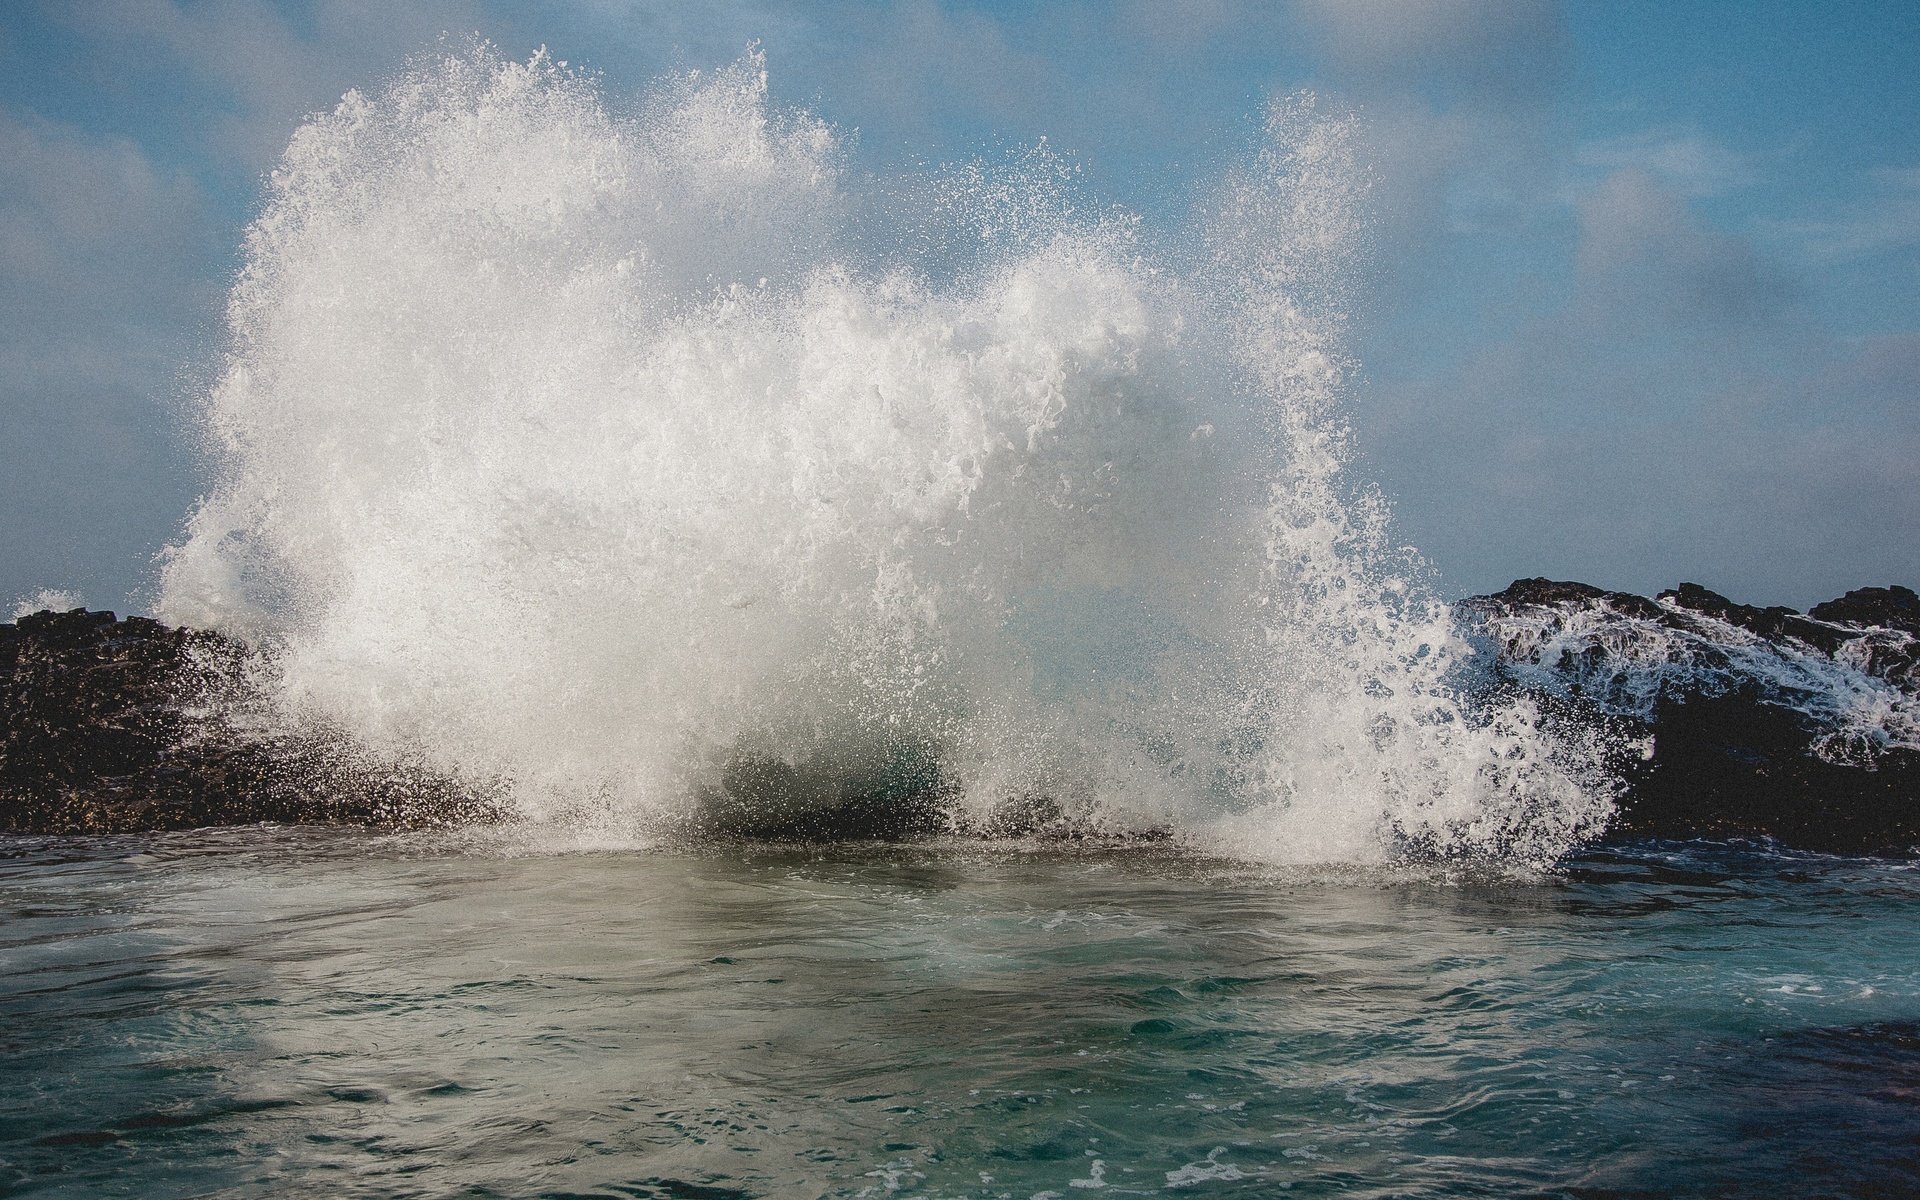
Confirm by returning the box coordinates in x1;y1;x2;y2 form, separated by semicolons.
1625;690;1919;851
0;609;500;835
1658;582;1848;654
1471;577;1668;621
1459;580;1920;855
1809;585;1920;635
10;585;1918;852
698;750;947;841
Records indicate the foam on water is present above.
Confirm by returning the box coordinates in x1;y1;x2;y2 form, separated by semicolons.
159;46;1612;864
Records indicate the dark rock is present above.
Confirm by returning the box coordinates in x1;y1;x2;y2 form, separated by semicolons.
1460;580;1920;855
1466;577;1668;621
1614;691;1920;852
1482;578;1610;606
11;583;1918;853
1;609;500;835
699;750;947;841
1809;585;1920;635
1658;582;1848;654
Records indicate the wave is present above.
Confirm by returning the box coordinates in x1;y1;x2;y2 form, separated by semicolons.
158;46;1613;864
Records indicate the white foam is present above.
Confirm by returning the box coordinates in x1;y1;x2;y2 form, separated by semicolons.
1477;595;1920;764
160;46;1612;864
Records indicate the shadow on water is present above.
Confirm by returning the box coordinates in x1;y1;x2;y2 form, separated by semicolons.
1714;1019;1920;1194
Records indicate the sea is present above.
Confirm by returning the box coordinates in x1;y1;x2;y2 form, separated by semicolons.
2;831;1916;1198
6;45;1915;1199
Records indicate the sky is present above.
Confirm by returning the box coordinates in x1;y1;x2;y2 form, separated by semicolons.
2;0;1916;614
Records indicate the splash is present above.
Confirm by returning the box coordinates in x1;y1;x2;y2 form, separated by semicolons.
160;46;1612;864
12;589;87;620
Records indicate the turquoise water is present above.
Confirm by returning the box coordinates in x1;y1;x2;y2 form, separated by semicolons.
2;831;1916;1198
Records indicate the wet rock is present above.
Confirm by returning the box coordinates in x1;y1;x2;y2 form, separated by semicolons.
698;750;947;841
1460;580;1920;855
1627;689;1919;851
1470;577;1668;622
1;608;499;835
10;587;1918;852
1658;582;1849;654
1809;585;1920;636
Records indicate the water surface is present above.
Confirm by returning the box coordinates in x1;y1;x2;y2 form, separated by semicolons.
2;831;1916;1198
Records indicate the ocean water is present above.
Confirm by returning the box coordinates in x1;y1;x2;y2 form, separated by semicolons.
2;830;1916;1199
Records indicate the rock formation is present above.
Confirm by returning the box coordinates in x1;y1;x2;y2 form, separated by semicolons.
1460;580;1919;854
0;608;496;834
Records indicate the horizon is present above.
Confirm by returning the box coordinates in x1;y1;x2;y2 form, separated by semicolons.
4;1;1917;614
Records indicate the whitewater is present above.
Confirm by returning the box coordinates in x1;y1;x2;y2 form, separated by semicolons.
154;47;1608;865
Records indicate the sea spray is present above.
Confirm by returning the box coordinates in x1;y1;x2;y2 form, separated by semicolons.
160;45;1613;862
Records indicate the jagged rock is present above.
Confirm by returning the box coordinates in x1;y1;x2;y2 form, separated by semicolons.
1658;582;1850;654
1810;585;1920;635
1474;576;1669;622
1461;579;1920;855
699;750;947;840
1;608;500;834
1631;690;1919;851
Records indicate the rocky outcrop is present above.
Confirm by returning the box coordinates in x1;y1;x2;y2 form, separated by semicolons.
1461;580;1920;854
0;608;497;834
1809;586;1920;634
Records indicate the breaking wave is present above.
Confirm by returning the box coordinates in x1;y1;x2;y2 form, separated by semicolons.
159;46;1612;863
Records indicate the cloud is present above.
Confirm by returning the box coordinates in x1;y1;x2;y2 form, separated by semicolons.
1293;0;1567;108
49;0;489;172
808;0;1066;149
0;108;220;609
1574;128;1751;198
1282;0;1571;283
3;1;1910;613
1113;0;1247;52
1359;167;1918;606
1761;165;1920;262
1572;168;1799;329
0;110;214;343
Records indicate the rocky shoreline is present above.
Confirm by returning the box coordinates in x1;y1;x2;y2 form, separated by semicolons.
3;583;1916;853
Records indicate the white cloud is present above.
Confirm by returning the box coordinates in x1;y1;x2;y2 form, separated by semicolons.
1574;128;1751;198
0;109;217;385
4;1;1909;611
0;107;219;609
1114;0;1246;50
1760;165;1920;262
1280;0;1571;279
51;0;490;171
817;0;1064;144
1572;168;1798;327
1293;0;1566;105
1359;167;1917;606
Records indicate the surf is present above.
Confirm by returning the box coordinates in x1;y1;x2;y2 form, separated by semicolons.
157;45;1612;865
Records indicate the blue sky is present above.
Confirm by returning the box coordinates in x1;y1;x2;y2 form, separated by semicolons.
3;0;1916;612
